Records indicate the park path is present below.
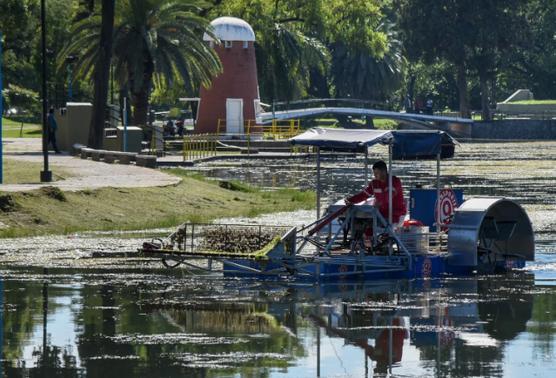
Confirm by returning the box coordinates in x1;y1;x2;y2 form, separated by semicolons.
0;138;181;192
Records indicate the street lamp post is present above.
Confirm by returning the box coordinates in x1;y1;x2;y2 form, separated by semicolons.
40;0;52;182
66;55;77;103
1;31;4;184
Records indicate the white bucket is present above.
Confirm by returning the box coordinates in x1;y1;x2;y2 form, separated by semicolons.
400;225;430;254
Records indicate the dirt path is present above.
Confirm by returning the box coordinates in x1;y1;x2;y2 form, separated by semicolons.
0;138;181;192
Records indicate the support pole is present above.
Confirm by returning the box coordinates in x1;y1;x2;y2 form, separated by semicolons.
316;147;321;219
316;324;321;377
364;147;368;183
0;32;3;184
436;151;441;234
40;0;52;182
388;144;393;256
123;97;128;152
388;144;393;225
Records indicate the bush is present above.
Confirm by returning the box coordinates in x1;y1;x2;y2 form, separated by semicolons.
2;84;41;121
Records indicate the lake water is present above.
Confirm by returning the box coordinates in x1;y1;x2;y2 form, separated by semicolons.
0;141;555;377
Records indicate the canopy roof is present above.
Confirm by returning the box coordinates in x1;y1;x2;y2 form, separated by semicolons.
290;128;458;159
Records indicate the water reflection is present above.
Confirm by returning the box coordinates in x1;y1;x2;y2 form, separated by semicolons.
2;269;556;377
2;141;555;376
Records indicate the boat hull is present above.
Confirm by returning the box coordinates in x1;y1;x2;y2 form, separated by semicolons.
222;254;526;281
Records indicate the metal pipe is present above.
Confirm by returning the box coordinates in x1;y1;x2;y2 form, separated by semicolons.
316;147;321;219
436;151;441;234
388;145;394;257
123;97;128;152
0;32;3;183
40;0;51;182
388;144;393;225
364;147;368;183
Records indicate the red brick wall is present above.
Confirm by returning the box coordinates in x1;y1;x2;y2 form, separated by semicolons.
196;41;259;134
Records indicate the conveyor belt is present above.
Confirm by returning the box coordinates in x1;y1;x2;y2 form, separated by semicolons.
138;248;269;260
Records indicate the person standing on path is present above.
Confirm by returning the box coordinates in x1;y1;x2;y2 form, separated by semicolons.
47;107;61;154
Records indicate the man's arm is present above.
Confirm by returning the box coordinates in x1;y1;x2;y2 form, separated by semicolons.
345;181;374;204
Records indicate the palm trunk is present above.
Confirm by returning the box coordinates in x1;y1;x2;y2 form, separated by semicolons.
456;63;470;118
480;74;492;121
88;0;114;148
130;60;154;127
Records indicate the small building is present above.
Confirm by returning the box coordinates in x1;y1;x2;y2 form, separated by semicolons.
196;17;260;135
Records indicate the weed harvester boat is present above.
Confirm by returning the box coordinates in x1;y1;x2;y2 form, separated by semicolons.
139;128;535;280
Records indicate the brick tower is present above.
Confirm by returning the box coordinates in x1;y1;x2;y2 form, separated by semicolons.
196;17;260;135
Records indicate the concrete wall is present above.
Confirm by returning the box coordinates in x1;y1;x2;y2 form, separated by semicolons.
496;103;556;114
55;102;92;151
471;119;556;140
435;119;556;140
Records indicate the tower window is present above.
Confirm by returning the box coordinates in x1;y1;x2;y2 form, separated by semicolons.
243;41;249;49
224;40;233;48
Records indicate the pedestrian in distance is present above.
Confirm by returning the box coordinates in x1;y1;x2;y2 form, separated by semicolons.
425;98;434;115
47;107;61;154
404;95;413;113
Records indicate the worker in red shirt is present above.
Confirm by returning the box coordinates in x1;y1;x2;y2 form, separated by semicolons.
345;160;407;224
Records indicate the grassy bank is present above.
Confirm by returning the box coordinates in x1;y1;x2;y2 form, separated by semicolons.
1;118;42;138
2;158;70;184
0;169;315;238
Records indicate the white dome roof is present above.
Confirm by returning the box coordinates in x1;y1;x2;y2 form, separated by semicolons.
203;17;255;42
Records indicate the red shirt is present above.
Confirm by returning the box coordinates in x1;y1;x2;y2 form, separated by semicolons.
347;176;407;222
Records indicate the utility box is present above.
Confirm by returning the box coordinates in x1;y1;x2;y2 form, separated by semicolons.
55;102;93;151
102;126;143;152
103;128;119;151
117;126;143;153
409;188;464;229
150;124;164;152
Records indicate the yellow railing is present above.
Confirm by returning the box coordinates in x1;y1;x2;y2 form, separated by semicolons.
263;119;301;139
216;118;301;140
183;133;218;161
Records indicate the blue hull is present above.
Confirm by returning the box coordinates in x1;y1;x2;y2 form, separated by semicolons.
222;254;526;281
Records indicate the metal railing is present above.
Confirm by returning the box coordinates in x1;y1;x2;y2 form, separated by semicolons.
183;133;218;161
216;118;301;139
264;119;300;139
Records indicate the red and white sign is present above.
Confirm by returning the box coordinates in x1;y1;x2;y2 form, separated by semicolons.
434;189;458;231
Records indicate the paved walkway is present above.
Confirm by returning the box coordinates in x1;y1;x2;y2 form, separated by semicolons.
0;138;181;192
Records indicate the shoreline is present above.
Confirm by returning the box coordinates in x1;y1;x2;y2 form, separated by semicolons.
0;170;315;238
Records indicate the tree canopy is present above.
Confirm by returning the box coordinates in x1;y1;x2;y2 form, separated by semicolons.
2;0;556;122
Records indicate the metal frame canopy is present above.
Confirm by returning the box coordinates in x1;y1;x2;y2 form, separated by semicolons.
290;127;459;230
290;127;458;159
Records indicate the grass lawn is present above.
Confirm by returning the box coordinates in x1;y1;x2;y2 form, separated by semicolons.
351;118;398;129
1;117;42;138
511;99;556;105
1;158;70;184
0;167;315;237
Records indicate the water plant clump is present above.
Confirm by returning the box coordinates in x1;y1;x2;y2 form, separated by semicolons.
199;226;283;254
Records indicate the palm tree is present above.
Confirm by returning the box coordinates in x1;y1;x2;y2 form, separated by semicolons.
89;0;115;148
330;23;405;102
61;0;222;127
257;22;329;102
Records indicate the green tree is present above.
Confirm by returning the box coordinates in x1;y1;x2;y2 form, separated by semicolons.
399;0;528;119
61;0;222;127
215;0;329;102
88;0;115;148
330;21;404;102
504;0;556;100
398;0;472;117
